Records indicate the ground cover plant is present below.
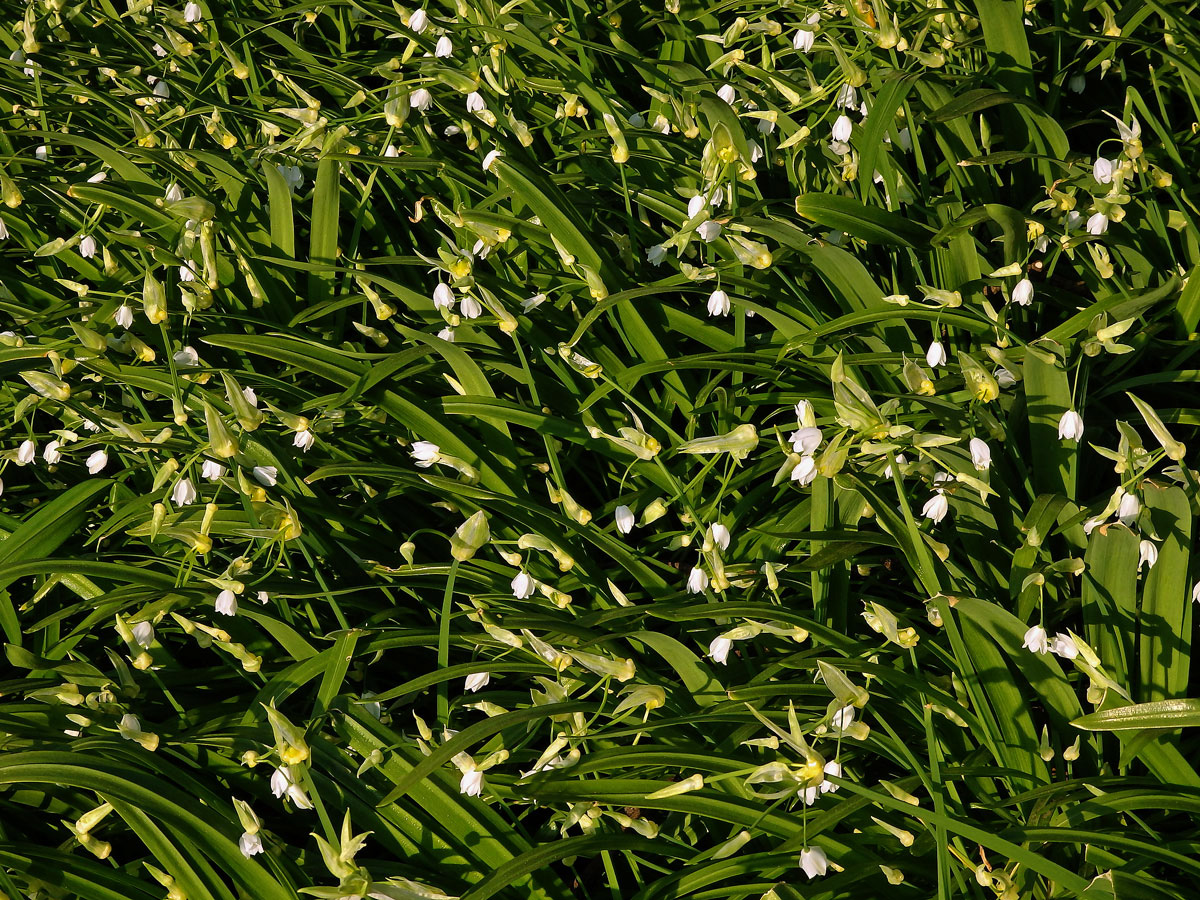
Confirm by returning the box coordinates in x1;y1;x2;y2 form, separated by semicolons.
2;0;1200;897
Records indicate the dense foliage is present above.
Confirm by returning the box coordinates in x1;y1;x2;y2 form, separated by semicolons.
2;0;1200;897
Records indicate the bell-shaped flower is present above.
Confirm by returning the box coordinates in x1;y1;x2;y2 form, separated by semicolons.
512;572;535;599
1093;157;1114;184
465;672;490;693
216;589;238;616
172;477;197;506
292;429;315;452
410;440;440;467
717;84;735;105
1011;278;1034;306
925;340;947;368
820;759;842;793
791;454;818;486
461;295;482;319
86;450;108;474
115;304;134;329
708;636;732;665
15;438;37;464
1022;624;1050;654
790;426;823;454
708;523;731;552
202;460;226;480
410;88;433;112
831;114;853;143
969;438;991;471
185;1;203;22
615;504;635;534
252;466;278;486
1117;491;1140;523
1138;539;1158;571
697;220;722;242
793;28;815;52
922;491;949;524
1086;212;1109;235
1050;633;1078;659
239;832;264;858
687;566;710;594
707;289;731;317
43;440;62;464
80;235;98;258
466;91;486;113
460;768;483;797
799;845;829;879
1058;410;1084;441
409;8;428;33
435;35;453;58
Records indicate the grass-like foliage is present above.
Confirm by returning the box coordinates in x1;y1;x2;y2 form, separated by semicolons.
3;0;1200;897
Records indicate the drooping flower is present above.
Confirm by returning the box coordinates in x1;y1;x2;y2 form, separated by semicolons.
172;478;197;505
202;459;226;480
512;572;535;599
707;289;731;317
410;88;433;112
466;92;486;114
793;28;815;52
460;295;482;319
615;505;635;535
697;220;722;242
132;621;155;648
435;35;453;58
646;244;667;265
791;455;818;486
465;672;490;692
460;769;483;797
969;438;992;471
790;426;823;455
1093;157;1114;184
173;346;200;368
86;450;108;474
239;832;263;858
708;636;732;665
820;760;841;793
252;466;278;487
293;429;315;452
687;566;709;594
1012;278;1034;306
1050;633;1078;659
709;523;731;552
16;439;35;465
43;440;62;464
184;1;203;22
216;589;238;616
80;235;98;258
482;150;501;172
1058;410;1084;441
925;340;947;368
717;84;735;105
799;845;829;879
835;84;857;109
922;491;949;524
1138;540;1158;571
1022;624;1050;654
408;8;429;33
1086;213;1109;235
831;114;853;143
1117;491;1140;523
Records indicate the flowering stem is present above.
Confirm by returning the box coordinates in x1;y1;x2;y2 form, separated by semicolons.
437;558;461;724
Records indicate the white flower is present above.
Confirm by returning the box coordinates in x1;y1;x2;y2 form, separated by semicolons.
1058;410;1084;441
1068;74;1086;93
287;784;314;809
883;453;907;479
628;112;646;127
1086;213;1109;235
242;387;257;406
790;454;818;486
615;505;635;535
270;767;291;797
1193;582;1200;604
717;84;736;105
153;80;170;100
252;466;278;486
969;438;991;471
1117;491;1139;523
795;399;815;427
87;171;108;184
86;449;108;474
465;672;490;692
1138;539;1158;571
173;346;200;368
257;591;270;604
687;194;707;219
410;88;433;112
216;589;238;616
1093;157;1114;184
707;289;731;317
409;8;428;33
832;705;855;729
239;832;263;858
482;150;501;172
922;491;949;524
652;114;671;134
43;440;62;465
165;183;184;202
709;523;731;552
1022;624;1050;654
995;367;1016;388
687;566;709;594
925;340;947;368
184;1;202;22
800;785;820;805
80;235;98;258
435;35;453;57
16;439;36;465
820;759;842;793
34;145;47;160
512;572;535;599
128;621;155;650
202;459;226;480
432;283;455;309
115;304;134;329
466;91;486;113
460;295;482;319
646;244;667;265
708;636;732;664
835;84;857;109
1065;210;1083;231
1012;278;1034;306
1050;633;1078;659
793;28;815;52
697;220;722;242
799;845;829;879
831;114;853;143
790;426;823;455
292;429;315;452
748;139;764;163
437;327;455;342
896;127;912;151
179;263;197;283
459;769;483;797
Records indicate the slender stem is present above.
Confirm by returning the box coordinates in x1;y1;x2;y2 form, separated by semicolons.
437;558;461;724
